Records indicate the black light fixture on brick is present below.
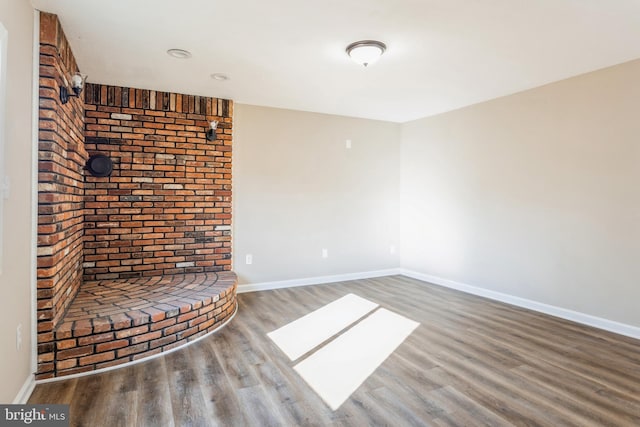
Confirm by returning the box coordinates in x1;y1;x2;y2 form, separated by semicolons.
206;120;219;141
85;154;113;177
60;72;87;104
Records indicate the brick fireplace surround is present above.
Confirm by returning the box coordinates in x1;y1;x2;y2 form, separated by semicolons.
36;12;237;379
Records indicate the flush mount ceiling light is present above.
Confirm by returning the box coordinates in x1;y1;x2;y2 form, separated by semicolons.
166;48;192;59
346;40;386;67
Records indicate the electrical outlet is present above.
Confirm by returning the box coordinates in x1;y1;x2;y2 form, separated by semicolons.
322;248;328;258
345;139;352;149
245;254;253;265
16;324;22;351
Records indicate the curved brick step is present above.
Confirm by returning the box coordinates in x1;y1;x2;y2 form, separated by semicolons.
39;272;237;379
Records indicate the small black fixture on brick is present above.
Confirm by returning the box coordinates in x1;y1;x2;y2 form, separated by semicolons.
60;72;87;104
85;154;113;177
206;121;219;141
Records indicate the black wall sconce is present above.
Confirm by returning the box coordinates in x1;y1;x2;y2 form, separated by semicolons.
60;72;87;104
206;121;219;141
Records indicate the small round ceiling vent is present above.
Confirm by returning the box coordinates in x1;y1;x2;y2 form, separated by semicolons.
86;154;113;177
167;49;192;59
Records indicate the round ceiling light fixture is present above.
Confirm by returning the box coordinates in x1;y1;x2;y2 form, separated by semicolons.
166;48;192;59
346;40;386;67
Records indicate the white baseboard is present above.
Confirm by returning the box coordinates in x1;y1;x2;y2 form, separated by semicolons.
236;268;402;294
237;267;640;340
400;269;640;340
13;374;35;404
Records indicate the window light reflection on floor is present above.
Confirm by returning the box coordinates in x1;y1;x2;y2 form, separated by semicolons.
268;294;419;410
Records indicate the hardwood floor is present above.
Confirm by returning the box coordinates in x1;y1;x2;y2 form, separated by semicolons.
29;275;640;426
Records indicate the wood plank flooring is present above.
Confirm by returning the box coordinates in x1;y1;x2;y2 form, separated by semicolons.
28;275;640;426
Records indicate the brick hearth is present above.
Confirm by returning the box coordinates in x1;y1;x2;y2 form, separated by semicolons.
42;272;237;379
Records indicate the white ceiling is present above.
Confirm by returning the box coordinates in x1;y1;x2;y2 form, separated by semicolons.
32;0;640;122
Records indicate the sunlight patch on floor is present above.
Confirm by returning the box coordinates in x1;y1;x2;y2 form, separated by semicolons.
268;294;419;410
267;293;378;361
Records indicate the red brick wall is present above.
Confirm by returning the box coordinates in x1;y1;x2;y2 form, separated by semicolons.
37;12;87;372
83;84;232;280
36;12;234;377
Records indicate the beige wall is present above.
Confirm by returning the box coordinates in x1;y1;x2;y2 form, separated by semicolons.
401;59;640;327
0;0;35;402
234;104;400;284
